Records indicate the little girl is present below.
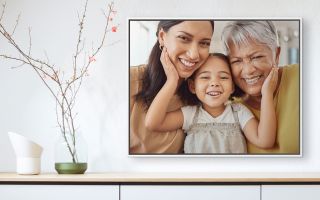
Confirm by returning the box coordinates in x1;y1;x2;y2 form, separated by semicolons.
145;50;278;154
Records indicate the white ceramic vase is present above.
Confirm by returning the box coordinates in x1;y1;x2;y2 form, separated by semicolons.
8;132;43;175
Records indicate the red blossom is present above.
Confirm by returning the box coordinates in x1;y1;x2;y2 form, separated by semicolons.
89;56;96;62
111;26;117;32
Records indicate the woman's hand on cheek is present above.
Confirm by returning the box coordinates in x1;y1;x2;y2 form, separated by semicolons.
160;47;179;85
261;67;279;96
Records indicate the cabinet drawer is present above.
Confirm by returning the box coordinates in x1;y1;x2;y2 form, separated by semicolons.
0;185;119;200
121;185;260;200
262;185;320;200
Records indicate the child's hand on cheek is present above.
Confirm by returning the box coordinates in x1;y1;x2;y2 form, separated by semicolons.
160;47;179;85
261;67;279;96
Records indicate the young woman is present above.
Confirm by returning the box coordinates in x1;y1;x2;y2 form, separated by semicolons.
130;20;214;153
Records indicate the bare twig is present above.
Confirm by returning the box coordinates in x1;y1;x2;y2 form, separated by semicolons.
105;39;120;47
11;13;20;36
1;54;25;63
91;1;114;57
73;0;88;77
0;3;6;22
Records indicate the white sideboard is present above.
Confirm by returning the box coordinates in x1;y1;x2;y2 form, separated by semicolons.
121;185;260;200
0;185;119;200
262;185;320;200
1;172;320;200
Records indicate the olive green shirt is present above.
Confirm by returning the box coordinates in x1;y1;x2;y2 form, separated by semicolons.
244;64;300;154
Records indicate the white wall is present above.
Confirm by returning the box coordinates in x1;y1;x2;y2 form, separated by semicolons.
0;0;318;173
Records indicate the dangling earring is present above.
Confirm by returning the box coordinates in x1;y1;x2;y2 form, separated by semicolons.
159;44;163;51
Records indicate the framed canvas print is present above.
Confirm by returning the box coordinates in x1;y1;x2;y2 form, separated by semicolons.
129;19;301;157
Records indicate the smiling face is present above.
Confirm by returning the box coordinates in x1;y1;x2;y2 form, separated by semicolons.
158;21;213;79
228;39;280;97
189;56;234;114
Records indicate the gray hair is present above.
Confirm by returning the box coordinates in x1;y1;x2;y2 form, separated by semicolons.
221;21;279;56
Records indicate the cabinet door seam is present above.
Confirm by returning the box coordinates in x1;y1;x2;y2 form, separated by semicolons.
119;184;121;200
260;185;262;200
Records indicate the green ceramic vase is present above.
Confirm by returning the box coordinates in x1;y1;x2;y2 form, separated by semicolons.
55;163;87;174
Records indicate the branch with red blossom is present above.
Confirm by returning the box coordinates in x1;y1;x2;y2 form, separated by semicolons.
0;0;119;163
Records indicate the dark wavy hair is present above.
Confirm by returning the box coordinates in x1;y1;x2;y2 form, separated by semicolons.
135;20;215;110
180;53;244;106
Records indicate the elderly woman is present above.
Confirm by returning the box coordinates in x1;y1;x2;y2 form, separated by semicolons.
221;21;299;154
